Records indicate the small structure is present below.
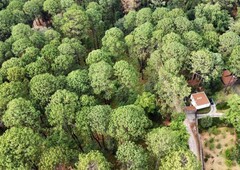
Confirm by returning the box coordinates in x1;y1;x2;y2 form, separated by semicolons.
190;92;210;110
221;70;237;86
184;106;197;114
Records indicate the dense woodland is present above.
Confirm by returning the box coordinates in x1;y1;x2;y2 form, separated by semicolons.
0;0;240;169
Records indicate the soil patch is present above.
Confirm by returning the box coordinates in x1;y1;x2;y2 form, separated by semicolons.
200;127;240;170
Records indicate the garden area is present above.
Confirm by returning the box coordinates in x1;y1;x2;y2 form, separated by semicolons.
199;117;240;170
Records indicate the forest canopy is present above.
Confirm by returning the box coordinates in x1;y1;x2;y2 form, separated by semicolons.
0;0;240;169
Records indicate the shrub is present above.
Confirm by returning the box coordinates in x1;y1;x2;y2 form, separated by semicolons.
209;143;215;150
200;116;213;129
209;137;214;143
216;143;221;149
225;148;236;161
216;102;229;110
225;159;233;167
208;126;220;135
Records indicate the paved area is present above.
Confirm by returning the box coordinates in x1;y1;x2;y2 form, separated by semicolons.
184;119;199;157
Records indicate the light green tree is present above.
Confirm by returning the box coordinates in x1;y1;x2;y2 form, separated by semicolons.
109;105;152;142
30;73;59;105
135;92;156;114
2;98;40;129
77;150;110;170
159;150;201;170
66;69;90;95
219;31;240;57
136;8;152;26
228;45;240;76
225;94;240;132
113;60;139;89
117;141;149;170
102;27;126;58
88;61;116;100
60;8;90;39
39;147;71;170
0;127;42;169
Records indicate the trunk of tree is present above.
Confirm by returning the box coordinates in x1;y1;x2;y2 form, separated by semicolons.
72;132;84;152
102;134;107;150
91;131;102;149
65;124;84;152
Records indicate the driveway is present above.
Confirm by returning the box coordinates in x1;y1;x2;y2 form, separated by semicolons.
197;102;224;119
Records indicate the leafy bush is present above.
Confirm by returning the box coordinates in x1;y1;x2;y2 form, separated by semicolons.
209;143;215;150
216;143;221;149
225;159;233;167
216;102;229;110
200;116;213;129
208;126;220;135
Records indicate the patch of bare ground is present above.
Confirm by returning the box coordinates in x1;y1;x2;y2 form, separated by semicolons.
200;127;240;170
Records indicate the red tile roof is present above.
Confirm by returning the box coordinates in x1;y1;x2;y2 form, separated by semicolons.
222;70;237;86
191;92;210;106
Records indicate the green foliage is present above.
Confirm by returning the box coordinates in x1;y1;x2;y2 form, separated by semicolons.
77;150;110;170
102;27;126;58
225;94;240;132
43;0;61;15
229;45;240;76
136;8;152;26
219;31;240;57
113;60;138;89
159;150;201;170
200;116;213;129
86;49;110;65
26;58;50;78
30;73;59;105
109;105;152;142
117;141;149;170
88;105;112;135
0;127;42;169
88;61;116;100
66;69;90;95
2;98;40;128
39;147;71;170
195;3;231;32
60;8;89;39
135;92;156;114
0;81;28;112
146;127;180;158
46;89;79;129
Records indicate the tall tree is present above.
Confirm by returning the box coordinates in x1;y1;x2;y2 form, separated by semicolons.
39;146;73;170
126;22;153;79
66;69;90;95
88;105;112;149
225;94;240;132
86;2;104;49
60;7;90;39
116;141;149;170
228;45;240;76
0;127;42;169
218;31;240;57
108;105;152;142
77;150;111;170
0;81;28;113
46;89;79;130
157;63;191;113
88;61;116;100
2;98;40;129
30;73;59;105
102;27;126;58
113;60;139;89
159;150;201;170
